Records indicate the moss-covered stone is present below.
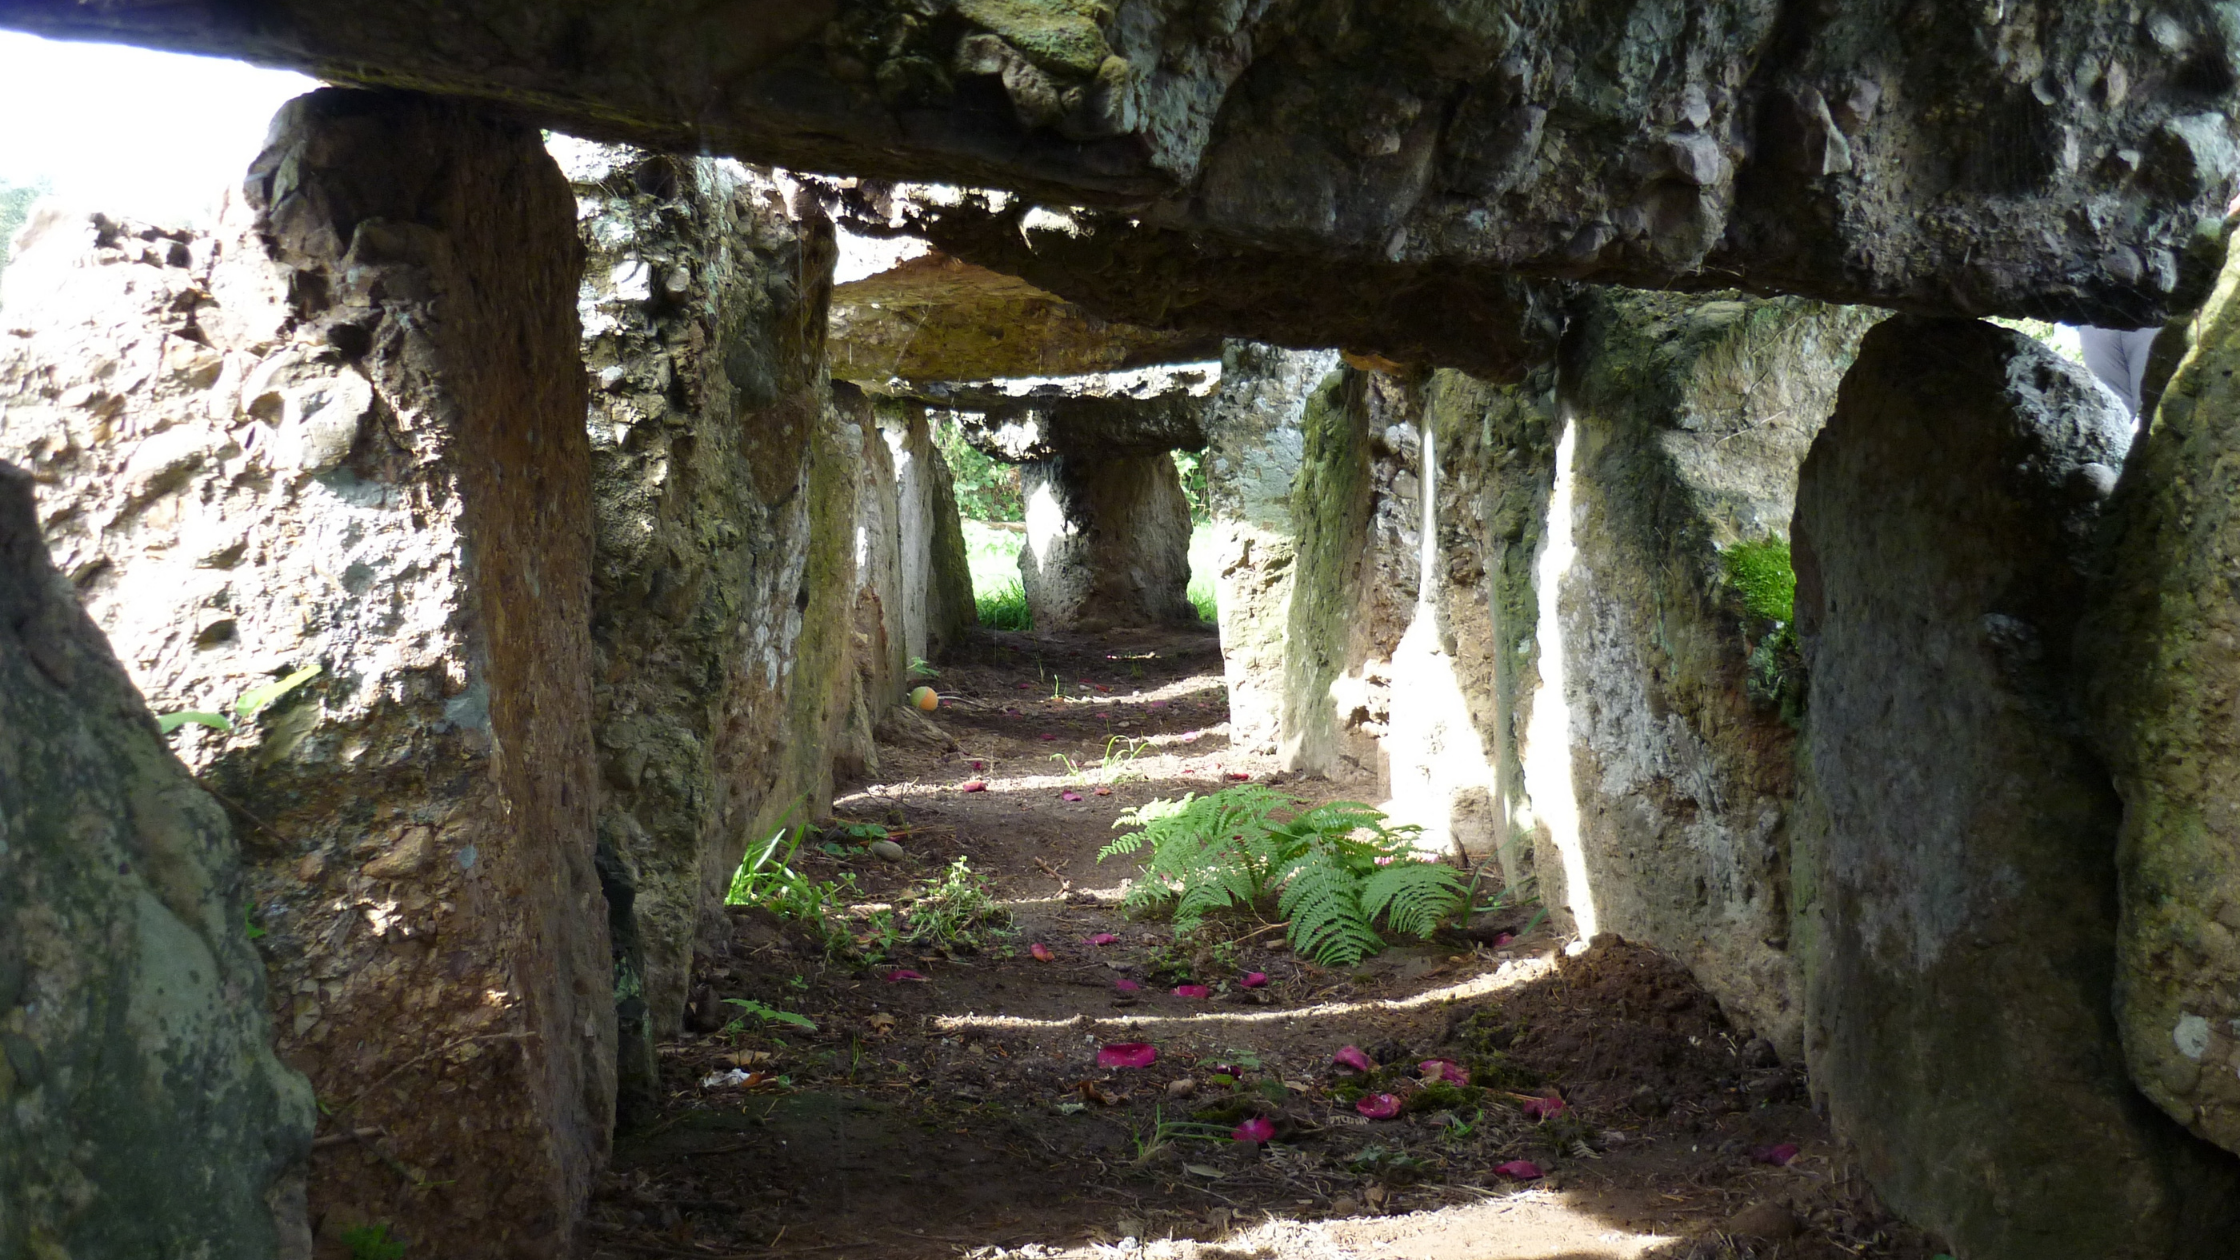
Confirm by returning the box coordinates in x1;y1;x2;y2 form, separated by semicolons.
954;0;1112;76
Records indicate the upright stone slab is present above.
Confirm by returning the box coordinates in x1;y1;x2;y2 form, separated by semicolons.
876;400;977;662
566;142;839;1107
1794;317;2239;1259
1202;344;1338;753
0;89;611;1253
1019;452;1195;630
2089;239;2240;1157
1543;291;1875;1056
0;467;315;1259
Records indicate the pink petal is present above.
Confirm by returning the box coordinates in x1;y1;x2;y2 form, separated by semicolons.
1061;791;1084;802
1492;931;1516;947
885;969;928;983
1086;933;1119;946
1521;1095;1568;1120
1040;733;1059;741
1200;1063;1246;1078
1239;972;1268;989
1493;1160;1543;1180
1017;682;1032;689
1148;700;1169;708
1097;1042;1158;1069
961;780;988;792
1114;978;1141;991
1094;786;1112;796
1173;984;1211;999
971;760;986;771
1225;772;1251;781
1030;943;1054;962
1356;1093;1402;1120
1232;1116;1276;1144
1750;1143;1800;1166
1418;1058;1469;1086
1332;1045;1375;1074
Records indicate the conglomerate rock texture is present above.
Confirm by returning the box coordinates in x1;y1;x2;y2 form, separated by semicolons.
566;142;842;1092
5;1;2234;353
2087;230;2240;1159
1542;290;1879;1059
0;464;316;1258
1793;316;2240;1259
0;90;613;1254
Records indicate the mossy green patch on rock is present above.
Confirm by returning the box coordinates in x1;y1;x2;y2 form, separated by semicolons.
954;0;1112;76
1721;536;1795;624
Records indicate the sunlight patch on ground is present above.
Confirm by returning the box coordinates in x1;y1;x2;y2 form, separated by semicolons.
935;956;1557;1034
975;1190;1676;1259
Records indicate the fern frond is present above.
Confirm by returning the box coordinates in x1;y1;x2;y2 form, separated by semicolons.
1277;844;1382;966
1360;861;1466;939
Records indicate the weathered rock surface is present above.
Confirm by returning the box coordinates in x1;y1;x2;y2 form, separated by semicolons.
566;140;840;1107
2088;234;2240;1157
1201;343;1337;752
1540;291;1877;1058
830;249;1215;383
0;90;612;1253
1793;317;2240;1259
1019;451;1194;631
7;2;2230;344
0;464;315;1259
877;399;978;663
943;364;1215;461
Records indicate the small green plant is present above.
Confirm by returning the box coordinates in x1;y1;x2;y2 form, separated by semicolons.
243;904;266;940
158;662;323;735
907;656;939;680
976;579;1032;631
1099;787;1466;966
901;856;1010;953
1129;1105;1233;1165
341;1223;407;1260
722;997;817;1032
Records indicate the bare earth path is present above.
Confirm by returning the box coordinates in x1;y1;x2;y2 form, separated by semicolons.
583;628;1938;1260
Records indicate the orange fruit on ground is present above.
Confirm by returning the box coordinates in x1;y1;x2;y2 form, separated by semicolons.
910;685;938;711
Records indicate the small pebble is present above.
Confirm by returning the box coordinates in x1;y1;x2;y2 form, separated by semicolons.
869;840;907;861
1167;1078;1197;1099
1331;1197;1361;1216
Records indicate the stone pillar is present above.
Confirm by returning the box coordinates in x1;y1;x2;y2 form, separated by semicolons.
1535;291;1876;1057
1794;316;2239;1259
0;89;610;1254
877;400;977;661
1201;343;1338;752
2088;238;2240;1159
1018;451;1195;630
566;142;838;1111
0;467;315;1257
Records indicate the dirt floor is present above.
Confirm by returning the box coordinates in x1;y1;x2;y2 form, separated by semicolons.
582;626;1944;1260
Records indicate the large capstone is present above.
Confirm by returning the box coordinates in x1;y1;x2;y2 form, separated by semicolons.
0;89;613;1254
2087;232;2240;1158
1793;316;2240;1259
0;465;316;1258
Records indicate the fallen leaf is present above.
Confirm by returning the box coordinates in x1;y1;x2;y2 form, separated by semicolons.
1184;1163;1223;1178
1232;1116;1276;1145
1094;786;1112;796
866;1013;896;1035
1054;1101;1088;1115
1494;1160;1543;1180
884;969;928;983
1114;978;1141;991
1419;1058;1469;1086
1332;1045;1375;1074
1030;942;1055;962
723;1050;775;1068
1521;1095;1568;1121
1097;1042;1158;1069
1078;1080;1123;1106
1061;791;1084;802
1085;933;1119;946
1356;1093;1403;1120
1239;972;1268;988
1173;984;1211;999
1751;1143;1800;1166
961;780;988;792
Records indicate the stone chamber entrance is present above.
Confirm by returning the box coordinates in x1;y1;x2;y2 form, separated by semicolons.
6;7;2240;1259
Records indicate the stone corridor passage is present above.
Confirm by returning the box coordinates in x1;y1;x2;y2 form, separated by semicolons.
6;5;2240;1259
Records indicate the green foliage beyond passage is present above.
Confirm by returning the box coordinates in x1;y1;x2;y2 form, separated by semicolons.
935;419;1024;521
1721;537;1795;624
1098;787;1465;966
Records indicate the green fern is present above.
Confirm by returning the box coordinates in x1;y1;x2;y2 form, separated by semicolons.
1099;787;1464;965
